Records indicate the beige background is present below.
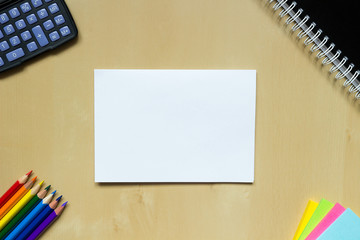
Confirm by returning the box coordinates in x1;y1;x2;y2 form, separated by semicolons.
1;0;360;239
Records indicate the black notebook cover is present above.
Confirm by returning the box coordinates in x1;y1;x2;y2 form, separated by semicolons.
295;0;360;72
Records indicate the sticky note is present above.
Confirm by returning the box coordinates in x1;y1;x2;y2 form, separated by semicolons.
305;203;345;240
293;200;319;240
298;199;334;240
317;209;360;240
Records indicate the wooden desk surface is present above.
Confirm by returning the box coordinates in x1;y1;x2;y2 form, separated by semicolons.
1;0;360;239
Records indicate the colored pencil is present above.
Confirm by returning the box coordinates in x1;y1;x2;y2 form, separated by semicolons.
4;191;55;240
0;181;43;231
15;195;61;240
0;171;32;209
0;186;50;240
25;201;67;240
0;177;37;220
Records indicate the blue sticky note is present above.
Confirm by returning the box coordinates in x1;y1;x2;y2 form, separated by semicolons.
318;209;360;240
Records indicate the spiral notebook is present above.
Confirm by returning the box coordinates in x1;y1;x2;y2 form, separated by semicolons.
268;0;360;98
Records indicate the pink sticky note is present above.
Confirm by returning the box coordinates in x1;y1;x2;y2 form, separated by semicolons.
305;203;346;240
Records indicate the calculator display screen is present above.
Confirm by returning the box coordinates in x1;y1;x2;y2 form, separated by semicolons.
0;0;19;8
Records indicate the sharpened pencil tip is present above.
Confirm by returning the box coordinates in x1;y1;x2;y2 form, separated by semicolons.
39;180;44;186
56;195;62;201
51;190;57;195
62;201;68;207
45;185;51;191
31;176;37;182
26;170;33;176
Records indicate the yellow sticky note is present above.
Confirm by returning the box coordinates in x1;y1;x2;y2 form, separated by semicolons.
299;199;334;240
293;200;319;240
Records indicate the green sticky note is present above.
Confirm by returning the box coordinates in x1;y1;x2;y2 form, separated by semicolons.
298;199;334;240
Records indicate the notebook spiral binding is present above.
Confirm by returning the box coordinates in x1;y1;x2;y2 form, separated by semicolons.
268;0;360;99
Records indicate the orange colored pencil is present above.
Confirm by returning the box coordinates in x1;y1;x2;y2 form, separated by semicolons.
0;171;32;209
0;176;37;220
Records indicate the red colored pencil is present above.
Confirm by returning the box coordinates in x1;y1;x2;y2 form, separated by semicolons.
0;171;32;209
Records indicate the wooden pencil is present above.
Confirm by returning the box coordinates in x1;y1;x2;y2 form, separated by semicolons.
4;191;56;240
26;202;68;240
0;171;32;209
0;177;36;220
0;181;43;231
15;195;61;240
0;185;50;240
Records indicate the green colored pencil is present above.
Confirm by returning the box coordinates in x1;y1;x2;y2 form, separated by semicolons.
0;185;50;240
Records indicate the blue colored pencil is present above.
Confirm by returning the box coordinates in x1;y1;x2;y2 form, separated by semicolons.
15;195;61;240
26;201;68;240
4;191;55;240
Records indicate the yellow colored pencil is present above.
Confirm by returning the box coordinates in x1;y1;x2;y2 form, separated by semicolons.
0;180;43;231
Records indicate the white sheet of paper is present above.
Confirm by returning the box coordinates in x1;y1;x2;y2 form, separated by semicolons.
95;70;256;182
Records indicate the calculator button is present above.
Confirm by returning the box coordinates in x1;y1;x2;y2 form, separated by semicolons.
0;41;9;51
59;26;70;36
31;0;43;8
32;25;49;46
6;48;25;62
0;13;9;24
21;30;32;41
4;24;15;35
15;19;27;30
10;36;21;46
26;14;38;24
20;3;32;13
9;8;20;19
54;15;65;25
45;0;53;2
0;30;3;39
49;31;60;41
0;58;4;67
43;20;54;30
27;41;38;52
37;9;48;19
48;3;59;14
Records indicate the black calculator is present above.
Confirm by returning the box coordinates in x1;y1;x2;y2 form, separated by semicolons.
0;0;77;73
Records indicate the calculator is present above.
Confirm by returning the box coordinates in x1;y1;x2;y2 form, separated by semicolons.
0;0;77;73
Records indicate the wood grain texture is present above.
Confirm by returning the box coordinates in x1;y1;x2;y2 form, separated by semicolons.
1;0;360;239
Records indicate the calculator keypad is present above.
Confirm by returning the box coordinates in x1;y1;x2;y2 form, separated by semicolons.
31;0;43;8
4;24;15;35
43;19;53;30
0;41;9;51
6;48;25;62
49;31;59;41
15;19;27;30
21;30;32;41
32;25;48;46
0;0;77;72
26;14;37;24
9;8;21;19
0;13;9;24
54;14;64;25
20;3;32;13
10;36;21;46
48;3;59;14
27;41;37;51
